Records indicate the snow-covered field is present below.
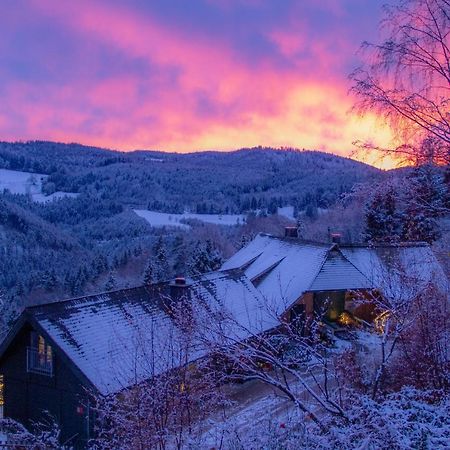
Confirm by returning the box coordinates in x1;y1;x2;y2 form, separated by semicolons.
277;205;295;220
134;210;247;228
0;168;46;195
32;191;79;203
0;168;78;203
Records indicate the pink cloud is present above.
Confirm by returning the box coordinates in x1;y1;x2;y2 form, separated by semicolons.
0;0;392;167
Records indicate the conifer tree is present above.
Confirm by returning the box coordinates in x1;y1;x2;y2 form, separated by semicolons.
238;233;253;249
172;235;188;276
364;184;402;242
188;240;223;276
152;236;171;282
142;261;154;285
402;164;448;243
104;271;117;292
0;291;19;339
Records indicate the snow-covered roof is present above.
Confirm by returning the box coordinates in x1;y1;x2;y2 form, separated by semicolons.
309;249;372;291
221;233;448;312
12;271;272;396
341;244;448;302
222;234;330;314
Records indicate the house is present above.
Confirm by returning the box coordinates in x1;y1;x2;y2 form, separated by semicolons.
0;270;270;449
220;231;448;329
0;231;446;447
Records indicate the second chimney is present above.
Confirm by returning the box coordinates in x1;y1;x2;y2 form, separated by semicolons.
284;226;298;238
331;233;342;244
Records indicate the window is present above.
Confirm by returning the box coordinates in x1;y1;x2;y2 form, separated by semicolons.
27;332;53;376
0;374;4;419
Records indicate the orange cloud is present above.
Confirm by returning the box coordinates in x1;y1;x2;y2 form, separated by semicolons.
0;0;395;168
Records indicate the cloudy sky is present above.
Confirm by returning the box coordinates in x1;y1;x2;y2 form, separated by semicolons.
0;0;393;163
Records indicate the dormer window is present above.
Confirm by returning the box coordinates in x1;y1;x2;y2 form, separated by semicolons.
27;332;53;376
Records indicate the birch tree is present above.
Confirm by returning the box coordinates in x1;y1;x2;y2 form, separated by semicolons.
351;0;450;164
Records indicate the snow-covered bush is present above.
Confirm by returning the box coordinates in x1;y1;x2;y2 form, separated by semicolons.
390;285;449;391
0;416;60;449
216;387;449;450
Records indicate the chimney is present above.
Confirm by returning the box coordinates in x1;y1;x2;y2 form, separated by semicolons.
168;276;191;308
170;276;189;297
167;276;192;329
284;226;298;238
330;233;341;244
174;276;186;286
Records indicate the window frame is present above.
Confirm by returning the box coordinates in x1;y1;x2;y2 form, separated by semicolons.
27;332;54;377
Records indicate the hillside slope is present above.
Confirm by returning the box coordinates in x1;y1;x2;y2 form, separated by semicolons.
0;142;381;213
0;141;383;310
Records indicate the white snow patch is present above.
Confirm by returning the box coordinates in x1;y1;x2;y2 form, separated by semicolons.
277;205;295;220
134;209;246;228
0;168;78;203
0;168;45;195
32;191;79;203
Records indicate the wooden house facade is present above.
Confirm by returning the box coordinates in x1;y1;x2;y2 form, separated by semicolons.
0;272;267;448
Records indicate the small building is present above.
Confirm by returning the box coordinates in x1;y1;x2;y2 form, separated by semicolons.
221;232;448;330
0;271;269;448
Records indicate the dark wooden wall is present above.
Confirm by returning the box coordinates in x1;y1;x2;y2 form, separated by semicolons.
0;324;95;449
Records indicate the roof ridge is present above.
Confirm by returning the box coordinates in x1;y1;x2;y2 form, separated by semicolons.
263;233;430;249
305;247;332;292
25;283;157;311
250;256;286;284
341;241;430;248
333;247;373;285
27;269;249;313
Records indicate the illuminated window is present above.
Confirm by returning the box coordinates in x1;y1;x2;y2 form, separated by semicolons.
27;332;53;376
0;374;4;419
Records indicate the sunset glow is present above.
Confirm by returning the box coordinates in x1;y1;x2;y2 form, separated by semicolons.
0;0;395;167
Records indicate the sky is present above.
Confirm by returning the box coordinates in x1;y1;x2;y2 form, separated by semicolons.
0;0;394;166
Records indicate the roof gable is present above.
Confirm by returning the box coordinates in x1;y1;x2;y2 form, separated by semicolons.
222;234;330;312
1;272;271;396
308;249;372;291
221;233;447;310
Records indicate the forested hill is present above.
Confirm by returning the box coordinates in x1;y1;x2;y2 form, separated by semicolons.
0;140;383;314
0;141;381;214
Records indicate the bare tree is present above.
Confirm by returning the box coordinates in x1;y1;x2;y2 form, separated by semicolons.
391;284;449;390
349;251;448;399
0;415;60;449
198;294;352;431
351;0;450;164
91;297;226;450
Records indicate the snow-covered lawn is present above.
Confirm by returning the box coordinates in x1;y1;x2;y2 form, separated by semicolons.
277;205;295;220
134;210;247;228
32;191;79;203
0;168;46;195
0;168;78;203
198;330;383;447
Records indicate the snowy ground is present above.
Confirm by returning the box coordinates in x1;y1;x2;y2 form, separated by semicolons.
0;168;46;195
0;168;78;203
32;191;79;203
134;210;247;228
197;330;381;447
134;206;300;229
277;205;295;220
